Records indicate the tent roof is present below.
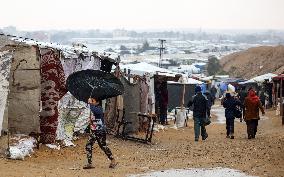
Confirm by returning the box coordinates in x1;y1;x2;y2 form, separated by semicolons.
1;33;118;60
120;62;178;77
273;74;284;80
168;77;203;85
240;73;277;84
200;76;214;81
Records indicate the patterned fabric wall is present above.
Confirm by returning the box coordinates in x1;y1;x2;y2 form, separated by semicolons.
40;48;67;144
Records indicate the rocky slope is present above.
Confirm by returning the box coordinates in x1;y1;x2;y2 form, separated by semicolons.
220;45;284;79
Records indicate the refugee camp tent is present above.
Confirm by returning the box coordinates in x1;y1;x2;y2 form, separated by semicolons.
239;73;277;103
240;73;277;84
0;34;118;144
118;62;181;133
120;62;177;77
272;74;284;124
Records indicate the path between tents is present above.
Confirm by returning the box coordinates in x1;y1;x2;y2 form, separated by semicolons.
0;105;283;177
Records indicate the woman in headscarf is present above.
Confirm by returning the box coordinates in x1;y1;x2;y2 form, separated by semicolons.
244;89;265;139
223;92;242;139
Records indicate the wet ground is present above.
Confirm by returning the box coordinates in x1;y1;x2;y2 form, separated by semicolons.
0;104;283;177
129;168;257;177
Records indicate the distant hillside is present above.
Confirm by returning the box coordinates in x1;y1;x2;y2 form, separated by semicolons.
220;45;284;79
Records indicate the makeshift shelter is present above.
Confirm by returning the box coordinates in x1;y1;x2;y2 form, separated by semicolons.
241;73;277;84
0;34;118;144
239;73;277;106
56;51;117;144
120;62;177;76
272;74;284;124
119;76;144;133
117;62;181;133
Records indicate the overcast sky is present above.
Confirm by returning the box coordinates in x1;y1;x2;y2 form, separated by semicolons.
1;0;284;30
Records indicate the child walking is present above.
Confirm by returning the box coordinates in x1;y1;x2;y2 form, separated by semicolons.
83;98;117;169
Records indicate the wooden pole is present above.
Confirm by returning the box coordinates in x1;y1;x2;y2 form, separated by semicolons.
280;78;284;125
181;83;186;109
276;83;279;109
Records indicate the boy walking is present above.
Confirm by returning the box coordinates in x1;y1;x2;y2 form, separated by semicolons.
83;98;117;169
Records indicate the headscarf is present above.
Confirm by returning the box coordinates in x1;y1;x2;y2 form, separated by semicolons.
248;89;259;104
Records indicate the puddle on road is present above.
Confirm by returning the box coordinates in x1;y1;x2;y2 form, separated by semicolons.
129;167;257;177
210;105;268;124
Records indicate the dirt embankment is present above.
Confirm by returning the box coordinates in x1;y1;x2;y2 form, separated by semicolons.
220;45;284;79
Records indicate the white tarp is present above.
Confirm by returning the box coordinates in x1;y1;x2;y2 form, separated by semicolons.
8;135;36;160
200;75;214;81
168;77;203;85
0;50;13;136
120;62;178;77
240;73;277;84
171;64;200;74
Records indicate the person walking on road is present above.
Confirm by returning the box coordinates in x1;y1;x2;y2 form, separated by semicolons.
83;98;117;169
223;93;242;139
188;86;209;142
244;89;265;139
210;86;217;105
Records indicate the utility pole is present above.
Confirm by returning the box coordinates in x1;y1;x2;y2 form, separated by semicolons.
158;39;166;67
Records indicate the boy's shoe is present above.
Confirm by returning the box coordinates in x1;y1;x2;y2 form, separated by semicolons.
83;163;94;169
226;135;230;138
194;138;198;142
230;136;234;139
109;160;118;169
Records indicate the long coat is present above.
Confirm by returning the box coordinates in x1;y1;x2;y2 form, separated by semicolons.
244;97;265;121
223;97;242;119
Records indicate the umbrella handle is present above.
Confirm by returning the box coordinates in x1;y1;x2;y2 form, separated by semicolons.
88;82;96;99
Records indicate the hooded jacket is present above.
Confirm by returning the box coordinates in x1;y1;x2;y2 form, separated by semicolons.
244;90;265;120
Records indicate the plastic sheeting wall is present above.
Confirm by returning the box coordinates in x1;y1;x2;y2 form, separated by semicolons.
167;83;196;111
57;55;101;141
0;50;13;135
121;77;141;133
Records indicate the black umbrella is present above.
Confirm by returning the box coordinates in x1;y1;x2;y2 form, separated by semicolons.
66;69;124;103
